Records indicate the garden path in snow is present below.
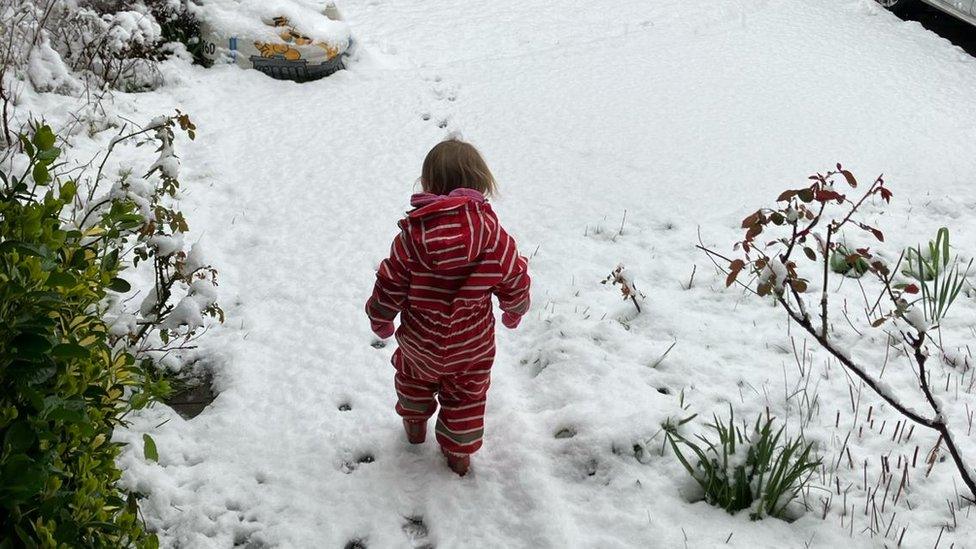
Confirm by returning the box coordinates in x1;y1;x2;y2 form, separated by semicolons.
116;0;976;546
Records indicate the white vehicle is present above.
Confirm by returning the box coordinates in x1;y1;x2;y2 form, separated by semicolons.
879;0;976;26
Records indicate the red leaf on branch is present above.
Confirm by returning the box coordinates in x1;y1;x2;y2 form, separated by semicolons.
814;189;845;203
903;284;919;295
726;259;746;287
741;210;763;229
878;186;893;203
860;224;885;242
839;169;857;188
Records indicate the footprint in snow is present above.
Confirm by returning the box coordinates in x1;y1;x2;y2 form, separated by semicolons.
344;539;368;549
554;427;576;439
339;452;376;474
232;526;265;549
403;516;433;548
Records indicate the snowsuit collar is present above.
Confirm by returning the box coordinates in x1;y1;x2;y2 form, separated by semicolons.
410;188;486;209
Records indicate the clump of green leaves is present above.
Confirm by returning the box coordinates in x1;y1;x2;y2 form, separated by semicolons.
1;125;160;546
899;228;971;324
665;408;820;520
830;244;870;278
0;116;219;546
902;227;951;282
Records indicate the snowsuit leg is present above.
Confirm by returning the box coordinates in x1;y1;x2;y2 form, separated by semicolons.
435;352;494;455
393;350;438;421
392;345;494;455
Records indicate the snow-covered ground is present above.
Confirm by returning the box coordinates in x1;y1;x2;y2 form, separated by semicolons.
79;0;976;546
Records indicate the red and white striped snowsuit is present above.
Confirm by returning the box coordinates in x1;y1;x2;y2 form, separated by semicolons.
366;189;531;455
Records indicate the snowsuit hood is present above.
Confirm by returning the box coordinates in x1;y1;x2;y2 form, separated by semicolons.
402;188;496;270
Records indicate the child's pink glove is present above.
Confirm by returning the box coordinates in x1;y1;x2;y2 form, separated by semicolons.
501;312;522;329
372;320;395;339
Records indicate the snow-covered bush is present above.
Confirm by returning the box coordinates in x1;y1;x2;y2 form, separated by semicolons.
0;0;200;145
150;0;206;63
87;111;223;362
0;114;220;545
666;408;820;520
710;165;976;501
37;1;164;91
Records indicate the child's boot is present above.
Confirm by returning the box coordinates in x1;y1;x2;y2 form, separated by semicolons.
441;447;470;476
403;419;427;444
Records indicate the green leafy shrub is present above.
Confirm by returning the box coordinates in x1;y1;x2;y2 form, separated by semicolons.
0;126;158;546
665;408;820;520
0;115;219;546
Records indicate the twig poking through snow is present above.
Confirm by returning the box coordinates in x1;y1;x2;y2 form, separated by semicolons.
602;263;646;313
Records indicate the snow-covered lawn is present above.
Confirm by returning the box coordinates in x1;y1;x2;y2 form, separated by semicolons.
107;0;976;546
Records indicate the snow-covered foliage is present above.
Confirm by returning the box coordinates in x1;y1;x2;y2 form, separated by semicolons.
666;409;820;520
720;166;976;510
0;0;202;146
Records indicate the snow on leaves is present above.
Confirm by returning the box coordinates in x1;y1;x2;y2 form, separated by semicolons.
728;164;892;292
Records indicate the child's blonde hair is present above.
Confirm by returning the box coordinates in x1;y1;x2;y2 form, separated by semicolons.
421;138;497;196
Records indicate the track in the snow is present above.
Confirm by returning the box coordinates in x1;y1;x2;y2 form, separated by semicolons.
898;3;976;56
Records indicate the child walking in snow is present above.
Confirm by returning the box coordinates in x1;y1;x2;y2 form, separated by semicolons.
366;138;531;476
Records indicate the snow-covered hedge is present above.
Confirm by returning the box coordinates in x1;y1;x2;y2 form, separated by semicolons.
0;0;203;146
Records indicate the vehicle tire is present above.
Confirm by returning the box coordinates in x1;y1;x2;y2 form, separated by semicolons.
876;0;917;14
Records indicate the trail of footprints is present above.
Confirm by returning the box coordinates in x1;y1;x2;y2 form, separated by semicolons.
342;71;454;541
335;400;435;548
419;73;459;131
340;516;434;549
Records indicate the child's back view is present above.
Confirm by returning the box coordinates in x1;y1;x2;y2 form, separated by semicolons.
366;139;531;476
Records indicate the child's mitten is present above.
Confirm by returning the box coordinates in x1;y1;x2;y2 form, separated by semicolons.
501;312;522;329
372;320;395;339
